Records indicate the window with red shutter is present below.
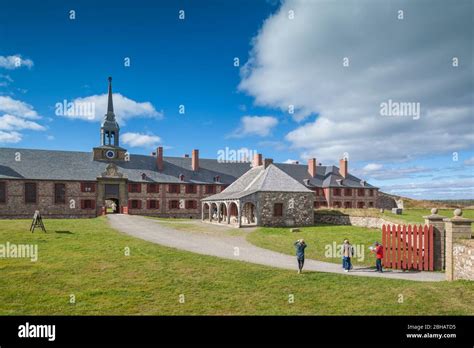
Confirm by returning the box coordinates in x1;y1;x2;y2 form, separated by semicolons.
129;183;141;193
169;184;180;194
147;183;159;193
81;199;95;209
148;200;159;209
205;185;216;194
185;184;196;194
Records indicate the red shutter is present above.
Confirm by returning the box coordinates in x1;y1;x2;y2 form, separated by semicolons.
80;183;84;192
92;183;96;192
80;199;85;209
147;200;150;209
168;200;172;209
128;184;132;192
137;184;141;193
91;200;96;209
137;200;142;209
128;200;132;209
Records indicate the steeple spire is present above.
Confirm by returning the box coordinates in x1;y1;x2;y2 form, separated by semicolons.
106;76;114;116
100;76;120;147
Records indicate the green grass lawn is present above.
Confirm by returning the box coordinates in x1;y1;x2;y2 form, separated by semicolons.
0;218;473;315
247;225;381;267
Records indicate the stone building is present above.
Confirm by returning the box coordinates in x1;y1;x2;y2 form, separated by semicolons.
202;159;314;227
0;77;378;222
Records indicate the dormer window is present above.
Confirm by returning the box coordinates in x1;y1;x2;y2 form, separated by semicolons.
179;174;185;181
336;179;343;186
214;175;220;183
141;173;147;180
360;180;366;186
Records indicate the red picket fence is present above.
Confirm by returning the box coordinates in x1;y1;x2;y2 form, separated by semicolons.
381;224;434;271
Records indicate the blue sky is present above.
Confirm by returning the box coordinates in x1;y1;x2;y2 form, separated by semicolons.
0;0;473;199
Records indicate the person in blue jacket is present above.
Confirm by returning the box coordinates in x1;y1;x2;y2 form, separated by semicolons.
294;239;307;274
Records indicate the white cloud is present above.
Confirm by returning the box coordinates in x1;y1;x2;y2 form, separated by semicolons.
0;96;40;119
380;177;474;200
363;163;383;172
284;159;299;164
0;114;45;131
239;0;474;163
122;132;162;148
0;55;34;70
229;115;278;138
464;157;474;166
57;93;163;123
0;131;22;143
0;96;44;144
355;165;431;181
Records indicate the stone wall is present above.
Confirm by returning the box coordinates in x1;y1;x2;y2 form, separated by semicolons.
453;239;474;280
376;192;398;210
258;191;314;227
0;179;97;218
0;179;225;219
314;213;394;229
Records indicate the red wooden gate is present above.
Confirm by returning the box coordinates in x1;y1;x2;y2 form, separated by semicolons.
381;224;434;271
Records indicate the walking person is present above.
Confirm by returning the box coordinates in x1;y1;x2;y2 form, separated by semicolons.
342;239;353;272
371;242;384;272
294;239;307;274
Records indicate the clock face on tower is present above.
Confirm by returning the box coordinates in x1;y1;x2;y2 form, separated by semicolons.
105;150;115;159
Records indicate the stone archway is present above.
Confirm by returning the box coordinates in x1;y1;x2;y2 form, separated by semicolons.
210;203;219;221
228;201;239;225
218;203;228;223
242;202;257;226
202;203;210;221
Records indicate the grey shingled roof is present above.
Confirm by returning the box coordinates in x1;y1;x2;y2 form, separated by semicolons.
202;164;312;201
274;163;377;189
0;147;377;189
0;147;251;184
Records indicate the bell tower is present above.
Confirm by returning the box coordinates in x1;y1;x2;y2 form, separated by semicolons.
93;77;127;161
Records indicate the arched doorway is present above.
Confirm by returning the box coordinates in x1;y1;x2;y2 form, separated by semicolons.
210;203;218;221
228;202;239;224
218;203;227;223
242;202;257;226
202;203;210;221
105;198;120;214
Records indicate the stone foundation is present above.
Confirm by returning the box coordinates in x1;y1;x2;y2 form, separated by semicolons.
452;239;474;280
314;213;394;229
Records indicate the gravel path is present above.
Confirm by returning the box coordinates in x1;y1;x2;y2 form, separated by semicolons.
107;214;444;282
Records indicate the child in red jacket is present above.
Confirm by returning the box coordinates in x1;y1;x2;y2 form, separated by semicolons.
371;242;384;273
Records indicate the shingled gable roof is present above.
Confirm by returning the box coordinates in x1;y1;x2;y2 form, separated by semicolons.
202;163;312;201
0;147;377;189
0;148;251;184
274;162;377;189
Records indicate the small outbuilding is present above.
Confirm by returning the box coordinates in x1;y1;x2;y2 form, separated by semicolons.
201;160;314;227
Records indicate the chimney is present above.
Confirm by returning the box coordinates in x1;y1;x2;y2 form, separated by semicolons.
339;158;348;178
308;158;317;178
264;158;273;169
253;153;263;167
192;149;199;171
156;146;163;171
